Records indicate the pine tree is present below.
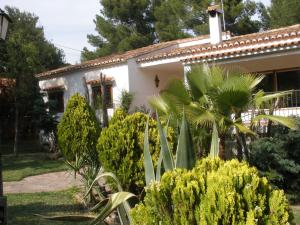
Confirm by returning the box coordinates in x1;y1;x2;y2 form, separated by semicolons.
0;6;65;155
264;0;300;29
81;0;155;61
82;0;264;60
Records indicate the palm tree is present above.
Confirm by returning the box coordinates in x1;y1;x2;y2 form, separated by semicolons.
150;65;296;160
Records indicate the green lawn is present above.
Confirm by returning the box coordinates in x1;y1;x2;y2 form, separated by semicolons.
3;153;68;182
7;188;89;225
292;205;300;225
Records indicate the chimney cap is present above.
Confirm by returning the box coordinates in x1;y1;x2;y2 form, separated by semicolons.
207;4;223;14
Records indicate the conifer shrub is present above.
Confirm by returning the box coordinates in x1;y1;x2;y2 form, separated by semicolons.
57;93;100;160
109;108;127;125
97;112;174;194
131;157;295;225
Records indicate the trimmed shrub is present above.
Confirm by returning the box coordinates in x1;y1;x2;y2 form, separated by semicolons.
97;112;174;194
131;157;295;225
57;93;100;160
109;108;127;125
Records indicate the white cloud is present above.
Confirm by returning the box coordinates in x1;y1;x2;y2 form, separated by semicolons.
0;0;101;64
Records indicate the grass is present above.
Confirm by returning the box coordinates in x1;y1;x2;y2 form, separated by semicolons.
292;205;300;224
7;188;89;225
3;153;68;182
1;139;44;155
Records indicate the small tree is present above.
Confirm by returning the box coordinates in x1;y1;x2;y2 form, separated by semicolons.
57;93;100;160
120;90;134;113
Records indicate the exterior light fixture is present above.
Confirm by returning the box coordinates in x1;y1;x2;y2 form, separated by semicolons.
0;9;12;40
154;75;160;88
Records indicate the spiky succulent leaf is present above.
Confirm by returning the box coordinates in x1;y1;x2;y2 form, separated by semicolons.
156;111;174;171
89;192;135;225
175;113;195;169
35;214;95;222
143;118;155;186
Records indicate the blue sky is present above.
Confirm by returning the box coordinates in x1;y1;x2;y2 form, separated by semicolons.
1;0;271;65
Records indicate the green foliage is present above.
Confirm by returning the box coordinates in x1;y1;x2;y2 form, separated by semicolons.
38;171;135;225
97;112;174;194
144;112;195;186
150;65;296;159
81;0;154;61
120;90;134;113
250;119;300;203
57;93;100;160
109;108;128;125
260;0;300;29
82;0;264;60
0;6;65;143
131;157;295;225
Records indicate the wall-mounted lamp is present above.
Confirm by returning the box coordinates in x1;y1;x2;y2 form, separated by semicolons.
154;75;160;88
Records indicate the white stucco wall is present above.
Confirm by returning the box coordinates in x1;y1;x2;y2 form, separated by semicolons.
128;59;183;110
39;63;129;117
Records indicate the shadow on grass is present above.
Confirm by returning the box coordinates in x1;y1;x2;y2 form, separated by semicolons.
7;193;87;225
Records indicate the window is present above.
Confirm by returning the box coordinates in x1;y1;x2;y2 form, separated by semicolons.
92;84;113;108
48;91;64;113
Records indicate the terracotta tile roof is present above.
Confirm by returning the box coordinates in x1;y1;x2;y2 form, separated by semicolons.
36;24;300;79
35;34;213;79
41;85;65;91
137;24;300;63
86;76;114;85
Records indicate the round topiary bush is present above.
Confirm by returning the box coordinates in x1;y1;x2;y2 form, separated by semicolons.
57;93;100;160
131;157;295;225
97;112;174;194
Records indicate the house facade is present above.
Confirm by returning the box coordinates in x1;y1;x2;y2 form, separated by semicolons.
36;5;300;119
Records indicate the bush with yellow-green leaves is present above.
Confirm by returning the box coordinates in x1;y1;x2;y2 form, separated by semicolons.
131;157;295;225
97;112;174;195
57;93;100;160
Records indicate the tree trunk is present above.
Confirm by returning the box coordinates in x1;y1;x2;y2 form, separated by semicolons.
13;101;19;156
82;76;90;104
241;133;249;161
236;132;249;161
219;135;226;159
236;134;243;161
100;73;108;128
0;153;3;197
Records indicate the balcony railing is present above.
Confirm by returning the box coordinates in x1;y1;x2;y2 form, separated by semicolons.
241;90;300;125
267;89;300;108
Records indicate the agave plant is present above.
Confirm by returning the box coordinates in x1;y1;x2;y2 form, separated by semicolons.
143;111;196;186
150;65;297;160
37;171;135;225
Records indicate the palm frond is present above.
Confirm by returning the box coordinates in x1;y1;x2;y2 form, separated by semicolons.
234;122;256;135
254;90;292;108
252;115;297;130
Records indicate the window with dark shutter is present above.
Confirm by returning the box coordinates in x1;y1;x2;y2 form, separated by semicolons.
48;91;64;113
92;84;113;108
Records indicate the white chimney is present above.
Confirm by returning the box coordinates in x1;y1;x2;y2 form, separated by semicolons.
207;3;223;45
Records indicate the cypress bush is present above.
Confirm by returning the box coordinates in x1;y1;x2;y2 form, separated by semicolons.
131;157;295;225
109;108;127;125
57;93;100;160
97;112;174;194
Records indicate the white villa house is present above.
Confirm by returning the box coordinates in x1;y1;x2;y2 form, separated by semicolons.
36;5;300;121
